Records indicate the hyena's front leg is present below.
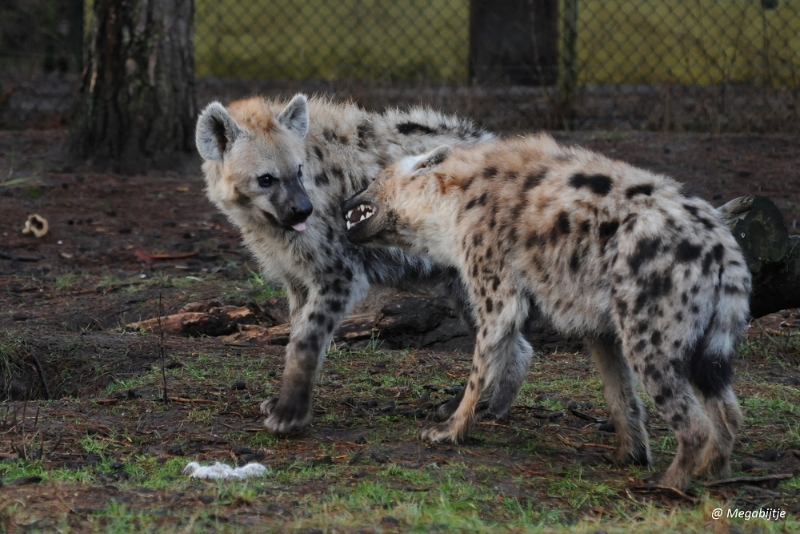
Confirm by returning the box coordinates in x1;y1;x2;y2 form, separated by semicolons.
261;274;366;435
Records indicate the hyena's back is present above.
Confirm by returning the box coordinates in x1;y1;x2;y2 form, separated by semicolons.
459;136;751;357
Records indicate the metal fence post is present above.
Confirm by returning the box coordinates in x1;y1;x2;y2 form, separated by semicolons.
560;0;579;122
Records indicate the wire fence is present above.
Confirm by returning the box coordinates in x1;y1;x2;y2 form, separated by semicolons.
1;0;798;131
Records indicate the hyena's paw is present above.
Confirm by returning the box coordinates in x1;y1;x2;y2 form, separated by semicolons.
609;445;651;467
436;395;491;422
418;421;466;443
260;396;312;436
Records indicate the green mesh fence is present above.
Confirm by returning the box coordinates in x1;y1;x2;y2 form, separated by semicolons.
1;0;798;130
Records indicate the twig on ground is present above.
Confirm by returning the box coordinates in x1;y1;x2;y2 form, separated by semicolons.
158;292;168;403
701;473;794;487
569;408;606;424
557;433;616;451
632;484;697;502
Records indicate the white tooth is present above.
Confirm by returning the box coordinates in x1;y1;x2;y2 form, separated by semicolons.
365;211;373;219
359;215;366;222
347;210;353;219
346;221;351;229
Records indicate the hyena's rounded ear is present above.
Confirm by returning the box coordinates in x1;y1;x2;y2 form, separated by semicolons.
277;94;309;139
196;102;242;162
411;145;453;173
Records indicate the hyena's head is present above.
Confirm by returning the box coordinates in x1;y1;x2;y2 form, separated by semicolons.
196;94;313;233
343;144;453;250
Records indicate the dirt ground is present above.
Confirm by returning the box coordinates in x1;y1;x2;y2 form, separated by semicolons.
1;126;800;530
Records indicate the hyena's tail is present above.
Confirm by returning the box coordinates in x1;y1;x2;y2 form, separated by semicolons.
687;236;751;478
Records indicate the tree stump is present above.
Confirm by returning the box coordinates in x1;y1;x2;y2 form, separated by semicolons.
718;195;800;318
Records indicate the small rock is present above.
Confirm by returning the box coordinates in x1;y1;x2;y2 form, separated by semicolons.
119;227;132;235
151;230;162;238
231;380;247;390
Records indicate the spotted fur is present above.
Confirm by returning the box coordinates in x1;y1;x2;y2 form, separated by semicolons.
344;135;751;489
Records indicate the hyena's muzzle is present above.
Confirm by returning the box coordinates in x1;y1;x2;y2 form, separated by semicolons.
264;176;313;232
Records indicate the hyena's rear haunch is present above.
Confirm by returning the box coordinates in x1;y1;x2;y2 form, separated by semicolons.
344;135;751;489
195;94;495;435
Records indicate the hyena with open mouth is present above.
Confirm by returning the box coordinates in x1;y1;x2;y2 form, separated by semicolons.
343;135;751;489
195;94;505;435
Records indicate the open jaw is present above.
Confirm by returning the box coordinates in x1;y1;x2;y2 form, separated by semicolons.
345;203;376;230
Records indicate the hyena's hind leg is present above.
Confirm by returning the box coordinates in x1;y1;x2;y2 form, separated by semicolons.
625;339;714;490
436;274;532;422
435;333;532;422
585;336;651;466
694;388;742;480
421;293;528;443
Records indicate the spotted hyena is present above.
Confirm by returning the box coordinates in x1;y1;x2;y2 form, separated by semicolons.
343;135;751;489
195;94;500;435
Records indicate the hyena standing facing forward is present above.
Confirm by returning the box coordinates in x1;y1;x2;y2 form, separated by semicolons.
195;94;500;435
344;135;751;489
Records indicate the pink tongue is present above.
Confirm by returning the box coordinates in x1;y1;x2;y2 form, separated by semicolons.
292;222;307;232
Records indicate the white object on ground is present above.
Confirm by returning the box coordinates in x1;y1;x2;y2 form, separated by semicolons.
182;461;268;480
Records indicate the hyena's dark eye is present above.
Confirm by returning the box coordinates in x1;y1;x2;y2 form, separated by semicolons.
257;174;275;188
297;165;303;179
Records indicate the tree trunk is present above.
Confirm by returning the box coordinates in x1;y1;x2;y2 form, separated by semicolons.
469;0;559;85
68;0;196;174
718;195;800;319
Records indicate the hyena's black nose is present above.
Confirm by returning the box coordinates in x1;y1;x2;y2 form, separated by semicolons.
292;196;313;221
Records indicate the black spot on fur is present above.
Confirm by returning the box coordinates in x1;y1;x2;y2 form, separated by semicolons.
637;321;648;334
634;340;647;352
550;212;571;242
460;175;476;191
599;220;619;240
483;166;498;179
313;146;324;160
654;394;665;405
486;298;493;313
675;311;684;321
650;330;662;346
568;173;612;196
579;220;591;234
473;234;483;246
328;300;343;313
505;171;518;180
629;238;661;275
633;292;648;314
397;122;436;135
523;170;546;190
525;232;545;249
625;184;653;198
468;380;476;391
314;172;329;186
357;122;374;149
491;276;500;291
569;251;580;273
465;192;488;210
330;165;345;180
676;240;702;262
616;299;628;315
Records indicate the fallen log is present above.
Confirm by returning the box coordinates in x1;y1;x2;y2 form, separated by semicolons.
718;195;800;318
